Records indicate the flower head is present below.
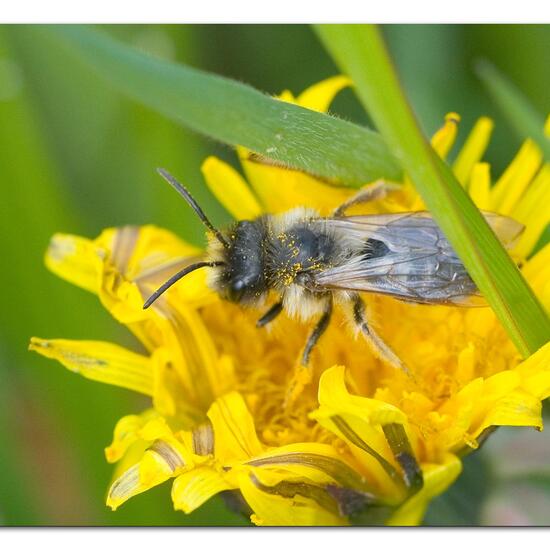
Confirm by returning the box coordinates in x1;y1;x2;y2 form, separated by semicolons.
30;77;550;525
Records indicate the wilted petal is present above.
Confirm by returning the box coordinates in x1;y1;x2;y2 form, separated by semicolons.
245;442;373;491
239;471;347;526
107;433;192;510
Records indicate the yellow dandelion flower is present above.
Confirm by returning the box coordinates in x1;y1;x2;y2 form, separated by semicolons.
30;77;550;526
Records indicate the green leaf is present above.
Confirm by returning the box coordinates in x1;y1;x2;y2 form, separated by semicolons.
475;59;550;162
314;24;550;358
31;24;402;187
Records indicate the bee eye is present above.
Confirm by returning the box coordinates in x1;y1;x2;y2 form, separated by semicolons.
233;280;245;291
227;279;246;302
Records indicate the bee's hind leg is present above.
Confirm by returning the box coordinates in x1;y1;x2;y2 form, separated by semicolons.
333;179;400;217
351;294;412;377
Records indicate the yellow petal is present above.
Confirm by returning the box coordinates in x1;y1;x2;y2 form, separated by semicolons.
522;241;550;295
172;467;233;514
107;449;174;511
238;471;347;526
238;146;352;215
201;156;262;220
245;441;371;491
387;454;462;526
107;431;193;510
295;75;352;113
491;139;542;214
105;409;160;463
207;392;264;462
29;337;153;395
311;366;410;497
515;339;550;400
509;164;550;258
119;225;201;281
452;117;494;187
45;233;102;294
430;113;460;159
277;89;295;103
468;162;492;210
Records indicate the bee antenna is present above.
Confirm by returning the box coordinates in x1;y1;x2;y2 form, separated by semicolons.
143;261;225;309
156;168;230;248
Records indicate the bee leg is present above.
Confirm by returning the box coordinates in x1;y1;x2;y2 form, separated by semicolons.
256;301;283;328
352;295;412;377
301;297;333;366
333;179;400;217
284;297;333;408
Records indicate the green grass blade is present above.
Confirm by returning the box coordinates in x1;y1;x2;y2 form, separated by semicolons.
475;59;550;162
314;24;550;357
31;24;402;187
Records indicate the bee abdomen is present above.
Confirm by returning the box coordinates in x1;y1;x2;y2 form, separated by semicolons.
361;238;390;260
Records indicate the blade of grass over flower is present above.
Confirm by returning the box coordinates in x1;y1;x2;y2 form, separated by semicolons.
475;59;550;162
314;24;550;358
32;24;402;187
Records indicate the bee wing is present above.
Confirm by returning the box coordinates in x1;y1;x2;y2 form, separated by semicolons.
311;211;524;306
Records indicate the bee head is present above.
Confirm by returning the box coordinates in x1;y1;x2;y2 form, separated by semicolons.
207;220;267;305
143;169;267;310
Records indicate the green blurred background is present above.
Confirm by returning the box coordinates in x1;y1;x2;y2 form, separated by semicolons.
0;24;548;526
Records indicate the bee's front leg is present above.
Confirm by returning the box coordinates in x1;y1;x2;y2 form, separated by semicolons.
256;301;283;328
301;296;333;366
284;296;333;409
351;294;412;377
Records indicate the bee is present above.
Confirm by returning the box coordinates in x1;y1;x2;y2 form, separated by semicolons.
144;168;523;374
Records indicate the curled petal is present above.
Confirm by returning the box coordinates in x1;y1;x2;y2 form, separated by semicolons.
105;409;160;464
107;428;195;510
107;445;178;510
431;112;460;159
